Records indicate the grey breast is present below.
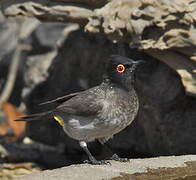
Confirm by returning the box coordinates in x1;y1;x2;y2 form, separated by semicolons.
94;87;139;137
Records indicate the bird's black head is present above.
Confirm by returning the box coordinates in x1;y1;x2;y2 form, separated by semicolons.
105;55;144;89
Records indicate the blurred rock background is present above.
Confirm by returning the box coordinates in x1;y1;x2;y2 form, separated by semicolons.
0;0;195;177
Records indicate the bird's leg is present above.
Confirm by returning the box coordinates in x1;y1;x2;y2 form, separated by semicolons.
104;143;129;162
79;141;97;163
79;141;109;165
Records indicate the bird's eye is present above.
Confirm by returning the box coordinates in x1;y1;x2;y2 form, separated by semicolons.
116;64;125;73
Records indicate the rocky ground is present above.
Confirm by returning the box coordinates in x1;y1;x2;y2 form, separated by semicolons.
17;155;196;180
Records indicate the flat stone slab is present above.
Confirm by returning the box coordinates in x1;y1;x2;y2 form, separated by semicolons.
18;155;196;180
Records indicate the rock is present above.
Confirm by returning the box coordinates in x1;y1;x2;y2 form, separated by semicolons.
0;162;41;179
0;12;18;59
2;0;196;95
0;52;24;106
17;155;196;180
0;13;67;105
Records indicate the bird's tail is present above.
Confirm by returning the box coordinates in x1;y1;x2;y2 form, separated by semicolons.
15;111;53;122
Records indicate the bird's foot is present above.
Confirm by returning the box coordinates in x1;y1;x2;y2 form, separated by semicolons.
110;154;129;162
83;159;111;165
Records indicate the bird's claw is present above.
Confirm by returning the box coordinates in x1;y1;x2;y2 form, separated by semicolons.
83;159;111;165
111;154;129;162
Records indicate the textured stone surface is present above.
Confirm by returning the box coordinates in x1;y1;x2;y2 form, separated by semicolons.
18;155;196;180
1;0;196;94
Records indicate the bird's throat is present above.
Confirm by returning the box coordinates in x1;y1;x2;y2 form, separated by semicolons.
103;76;135;92
122;76;135;91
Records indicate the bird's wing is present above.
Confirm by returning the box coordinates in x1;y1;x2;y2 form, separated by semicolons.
15;111;53;121
39;91;82;105
55;87;104;117
16;87;104;121
15;92;82;122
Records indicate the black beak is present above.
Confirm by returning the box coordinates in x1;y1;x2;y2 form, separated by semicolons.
127;59;145;66
132;60;145;65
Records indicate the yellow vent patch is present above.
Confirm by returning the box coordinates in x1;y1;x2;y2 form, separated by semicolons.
54;116;65;127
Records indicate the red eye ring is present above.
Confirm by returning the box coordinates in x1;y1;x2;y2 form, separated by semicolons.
116;64;125;73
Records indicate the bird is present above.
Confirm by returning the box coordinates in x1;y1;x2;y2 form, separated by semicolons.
16;55;143;165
